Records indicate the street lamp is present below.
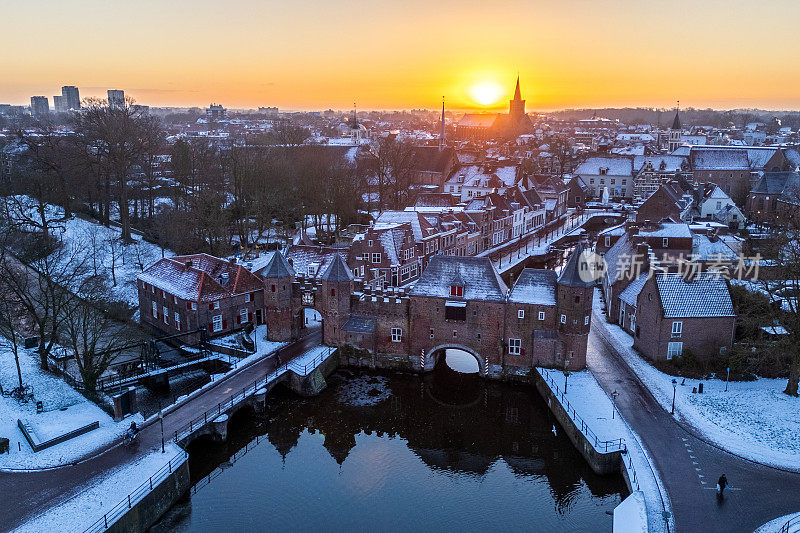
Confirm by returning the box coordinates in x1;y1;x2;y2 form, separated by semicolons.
725;366;730;392
671;379;677;415
158;405;165;453
610;390;619;419
563;359;570;393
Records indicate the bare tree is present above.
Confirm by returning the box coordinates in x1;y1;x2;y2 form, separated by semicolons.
0;289;24;392
62;288;131;393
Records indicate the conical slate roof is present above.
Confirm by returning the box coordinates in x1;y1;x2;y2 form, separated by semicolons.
672;109;681;130
260;251;295;278
513;75;522;100
320;253;353;282
558;242;594;287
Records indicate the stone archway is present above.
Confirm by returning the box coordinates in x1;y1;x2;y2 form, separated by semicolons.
425;344;486;376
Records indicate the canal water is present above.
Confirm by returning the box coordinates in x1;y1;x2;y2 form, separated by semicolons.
152;357;627;532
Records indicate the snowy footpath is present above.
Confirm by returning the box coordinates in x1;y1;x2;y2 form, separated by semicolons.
539;368;673;533
12;443;187;533
755;511;800;533
0;347;142;471
593;292;800;471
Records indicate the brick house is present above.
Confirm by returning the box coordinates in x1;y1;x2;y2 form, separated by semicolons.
138;253;264;341
746;171;800;225
350;222;421;288
632;273;735;362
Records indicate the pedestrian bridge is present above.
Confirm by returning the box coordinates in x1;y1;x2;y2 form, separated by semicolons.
174;346;338;447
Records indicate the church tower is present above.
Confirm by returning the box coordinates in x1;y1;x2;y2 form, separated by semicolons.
438;96;446;151
318;254;354;346
509;75;526;123
669;102;682;153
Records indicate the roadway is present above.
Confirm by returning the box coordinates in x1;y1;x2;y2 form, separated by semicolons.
0;329;321;532
588;311;800;532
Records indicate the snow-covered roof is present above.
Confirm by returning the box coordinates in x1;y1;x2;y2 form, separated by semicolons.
655;273;735;318
691;148;749;171
632;155;687;173
574;157;633;177
638;223;692;239
691;235;738;263
619;273;647;307
508;269;557;305
603;234;636;285
409;256;508;301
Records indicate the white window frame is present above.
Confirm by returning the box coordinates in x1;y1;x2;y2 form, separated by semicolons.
162;306;169;324
662;237;669;248
174;311;181;329
671;321;683;337
667;341;683;359
245;293;251;303
152;301;157;318
391;327;402;343
372;252;381;264
538;311;545;321
584;315;590;326
191;302;197;311
509;338;521;355
518;309;524;319
240;308;248;324
560;314;566;324
212;314;223;332
213;300;220;310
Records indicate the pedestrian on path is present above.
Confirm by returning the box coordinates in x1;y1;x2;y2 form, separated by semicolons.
717;474;729;498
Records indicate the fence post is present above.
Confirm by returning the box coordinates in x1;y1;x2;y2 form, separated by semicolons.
128;494;131;508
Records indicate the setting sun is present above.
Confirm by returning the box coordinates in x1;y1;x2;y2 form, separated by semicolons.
468;80;505;107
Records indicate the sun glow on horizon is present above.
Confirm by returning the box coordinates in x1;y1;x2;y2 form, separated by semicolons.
468;80;505;107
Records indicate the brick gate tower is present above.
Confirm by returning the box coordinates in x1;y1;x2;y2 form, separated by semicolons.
556;242;595;370
318;254;354;346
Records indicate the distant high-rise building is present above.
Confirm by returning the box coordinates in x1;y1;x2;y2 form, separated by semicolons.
53;95;67;113
108;89;125;109
61;85;80;110
207;104;226;120
30;96;49;118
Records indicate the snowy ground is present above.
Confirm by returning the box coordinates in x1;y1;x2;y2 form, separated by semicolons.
13;443;186;532
755;511;800;533
0;346;142;470
539;367;672;533
208;324;286;362
593;289;800;471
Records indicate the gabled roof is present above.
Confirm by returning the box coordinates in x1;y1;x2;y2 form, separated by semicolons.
603;233;636;285
508;269;557;305
619;273;647;307
320;253;353;282
574;157;633;177
409;256;508;301
558;242;594;288
655;273;735;318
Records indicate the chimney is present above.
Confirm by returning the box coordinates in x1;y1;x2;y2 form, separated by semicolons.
636;243;650;275
185;260;193;269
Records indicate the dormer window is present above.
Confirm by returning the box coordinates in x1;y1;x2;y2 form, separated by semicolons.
450;285;464;297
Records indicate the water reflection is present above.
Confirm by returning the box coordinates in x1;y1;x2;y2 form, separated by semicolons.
153;370;626;532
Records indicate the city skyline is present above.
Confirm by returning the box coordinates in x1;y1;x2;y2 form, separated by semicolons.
3;0;800;111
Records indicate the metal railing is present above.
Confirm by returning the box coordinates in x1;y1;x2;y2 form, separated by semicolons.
780;514;800;533
82;450;188;533
540;369;626;453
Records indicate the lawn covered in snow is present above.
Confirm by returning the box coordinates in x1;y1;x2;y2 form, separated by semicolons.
593;289;800;471
13;443;186;532
0;346;142;470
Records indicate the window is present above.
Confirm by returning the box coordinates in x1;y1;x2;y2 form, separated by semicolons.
584;315;590;326
391;328;402;342
212;314;223;332
331;288;336;297
667;342;683;359
445;300;467;321
450;285;464;297
518;309;525;319
213;300;220;310
162;306;169;324
671;321;683;337
173;295;177;304
368;240;373;247
604;236;611;247
152;301;157;318
271;284;276;292
245;293;251;303
429;328;434;339
371;253;381;264
453;330;457;338
174;312;181;330
538;311;545;321
560;314;566;324
509;338;521;355
662;237;669;248
240;308;248;324
191;302;197;311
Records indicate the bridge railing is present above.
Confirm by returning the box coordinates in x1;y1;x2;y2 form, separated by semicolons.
540;368;626;454
82;450;188;533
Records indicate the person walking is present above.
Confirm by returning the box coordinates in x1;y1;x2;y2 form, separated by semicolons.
717;474;729;497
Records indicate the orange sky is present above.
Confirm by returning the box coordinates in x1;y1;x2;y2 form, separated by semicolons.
3;0;800;111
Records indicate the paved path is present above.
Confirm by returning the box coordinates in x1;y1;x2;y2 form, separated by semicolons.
588;311;800;532
0;329;321;532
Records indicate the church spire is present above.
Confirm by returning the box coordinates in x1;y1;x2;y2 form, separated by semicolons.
671;100;681;130
513;74;521;101
439;96;446;151
351;101;358;129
